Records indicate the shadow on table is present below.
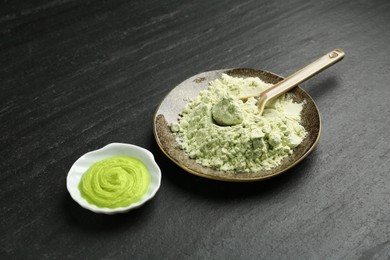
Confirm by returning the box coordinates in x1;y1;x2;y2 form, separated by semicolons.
302;76;339;101
62;193;155;231
149;136;319;201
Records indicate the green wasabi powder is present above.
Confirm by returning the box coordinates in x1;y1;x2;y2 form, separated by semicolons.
170;73;307;172
79;156;150;208
211;95;243;126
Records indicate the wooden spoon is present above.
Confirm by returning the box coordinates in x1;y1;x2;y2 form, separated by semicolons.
253;49;345;115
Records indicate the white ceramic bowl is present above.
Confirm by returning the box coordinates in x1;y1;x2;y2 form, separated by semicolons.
66;143;161;214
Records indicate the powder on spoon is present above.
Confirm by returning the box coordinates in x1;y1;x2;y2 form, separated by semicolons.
170;73;307;172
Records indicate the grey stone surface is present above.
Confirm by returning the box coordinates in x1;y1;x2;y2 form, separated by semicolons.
1;0;390;259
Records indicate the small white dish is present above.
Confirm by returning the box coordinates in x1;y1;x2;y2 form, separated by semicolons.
67;143;161;214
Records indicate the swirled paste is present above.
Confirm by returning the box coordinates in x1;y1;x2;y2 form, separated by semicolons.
79;156;150;208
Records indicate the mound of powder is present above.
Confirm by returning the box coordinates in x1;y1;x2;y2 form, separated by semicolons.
170;73;307;172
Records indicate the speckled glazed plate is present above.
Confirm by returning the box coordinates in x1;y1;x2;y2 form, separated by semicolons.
153;68;321;182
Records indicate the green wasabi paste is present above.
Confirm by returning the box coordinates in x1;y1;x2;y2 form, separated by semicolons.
171;73;307;172
79;156;150;208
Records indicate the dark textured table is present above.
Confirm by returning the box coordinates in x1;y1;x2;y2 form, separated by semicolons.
1;0;390;259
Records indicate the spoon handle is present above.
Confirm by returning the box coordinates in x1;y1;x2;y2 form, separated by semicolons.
257;48;345;114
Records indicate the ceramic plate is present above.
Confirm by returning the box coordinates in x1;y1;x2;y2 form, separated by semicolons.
153;68;321;182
